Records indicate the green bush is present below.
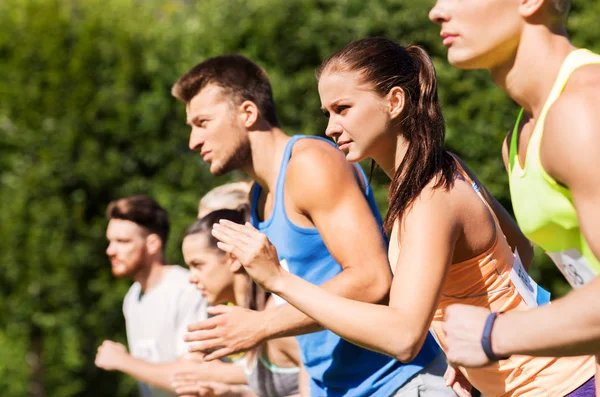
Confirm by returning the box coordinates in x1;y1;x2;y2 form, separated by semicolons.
0;0;597;395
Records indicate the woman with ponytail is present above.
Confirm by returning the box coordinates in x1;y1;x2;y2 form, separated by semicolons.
175;207;308;397
212;38;596;396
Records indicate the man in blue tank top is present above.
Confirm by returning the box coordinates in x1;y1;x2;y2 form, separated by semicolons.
171;54;450;396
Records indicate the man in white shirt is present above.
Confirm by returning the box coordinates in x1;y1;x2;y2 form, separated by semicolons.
96;195;212;397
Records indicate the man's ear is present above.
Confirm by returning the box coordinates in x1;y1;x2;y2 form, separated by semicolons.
519;0;545;18
239;100;260;128
146;233;163;256
387;86;406;120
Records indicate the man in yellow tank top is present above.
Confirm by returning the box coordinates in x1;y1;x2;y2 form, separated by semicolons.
429;0;600;391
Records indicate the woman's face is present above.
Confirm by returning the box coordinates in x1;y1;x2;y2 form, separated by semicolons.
318;70;396;163
182;233;235;305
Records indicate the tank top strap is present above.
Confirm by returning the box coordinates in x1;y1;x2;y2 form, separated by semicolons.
273;135;347;214
509;108;525;173
254;134;371;222
250;136;302;223
271;136;304;214
449;153;502;229
510;49;600;174
541;49;600;114
250;181;262;221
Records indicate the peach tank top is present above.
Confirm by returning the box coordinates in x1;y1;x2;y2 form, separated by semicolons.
430;162;595;397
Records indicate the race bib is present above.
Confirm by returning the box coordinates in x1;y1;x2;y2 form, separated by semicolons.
272;259;290;306
547;249;596;288
510;250;550;307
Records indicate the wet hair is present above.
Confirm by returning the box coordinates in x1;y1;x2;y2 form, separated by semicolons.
171;54;280;127
184;208;268;311
106;195;170;248
198;181;252;218
317;37;456;232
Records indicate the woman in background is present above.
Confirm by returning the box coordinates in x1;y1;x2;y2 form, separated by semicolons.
174;207;308;397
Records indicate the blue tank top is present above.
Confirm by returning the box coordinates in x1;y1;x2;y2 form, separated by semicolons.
250;135;440;397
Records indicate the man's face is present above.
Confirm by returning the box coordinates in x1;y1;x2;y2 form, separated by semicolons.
429;0;523;70
105;219;148;278
186;84;251;176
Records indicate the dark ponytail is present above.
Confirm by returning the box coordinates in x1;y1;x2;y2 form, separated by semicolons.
184;207;269;311
384;45;456;231
318;38;456;232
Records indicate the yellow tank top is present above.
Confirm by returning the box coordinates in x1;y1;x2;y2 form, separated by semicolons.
430;162;595;396
508;49;600;288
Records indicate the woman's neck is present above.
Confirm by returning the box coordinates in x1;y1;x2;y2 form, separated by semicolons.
371;133;409;180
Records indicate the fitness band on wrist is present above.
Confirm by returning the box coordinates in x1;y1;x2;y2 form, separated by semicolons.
481;312;509;362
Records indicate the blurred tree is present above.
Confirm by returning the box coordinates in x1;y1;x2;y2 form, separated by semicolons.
0;0;597;395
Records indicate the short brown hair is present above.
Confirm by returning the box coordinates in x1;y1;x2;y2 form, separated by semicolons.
171;54;280;127
106;195;170;247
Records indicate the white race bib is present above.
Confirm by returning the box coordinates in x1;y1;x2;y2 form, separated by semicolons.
547;249;596;288
510;250;544;307
272;259;290;306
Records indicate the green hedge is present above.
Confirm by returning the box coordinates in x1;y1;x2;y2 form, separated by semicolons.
1;0;597;395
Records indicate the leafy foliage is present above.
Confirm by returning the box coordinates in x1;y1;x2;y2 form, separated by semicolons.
0;0;597;395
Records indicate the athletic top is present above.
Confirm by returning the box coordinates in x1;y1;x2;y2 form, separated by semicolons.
250;135;440;397
123;266;207;397
508;49;600;288
244;350;300;397
431;161;595;397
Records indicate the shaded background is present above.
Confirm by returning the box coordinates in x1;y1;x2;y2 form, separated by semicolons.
1;0;598;395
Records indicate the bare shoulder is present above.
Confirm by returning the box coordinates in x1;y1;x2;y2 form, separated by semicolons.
285;138;356;207
546;63;600;140
397;177;460;243
286;138;351;188
408;180;457;215
288;137;343;164
566;63;600;90
542;66;600;185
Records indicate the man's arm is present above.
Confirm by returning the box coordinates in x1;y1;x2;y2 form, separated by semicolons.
443;277;600;368
186;141;393;359
493;276;600;357
95;341;247;391
543;84;600;261
498;83;600;357
261;142;393;337
101;282;245;389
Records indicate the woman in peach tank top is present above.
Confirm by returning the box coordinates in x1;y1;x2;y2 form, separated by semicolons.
430;163;593;396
